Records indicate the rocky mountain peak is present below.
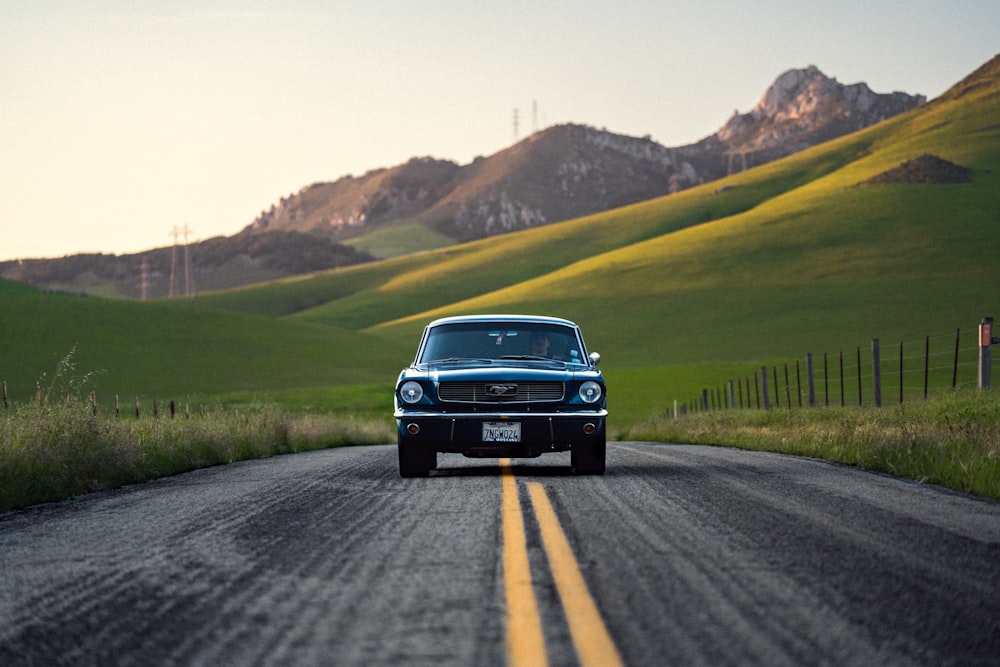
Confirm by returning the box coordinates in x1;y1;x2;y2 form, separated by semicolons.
755;65;836;119
716;65;926;154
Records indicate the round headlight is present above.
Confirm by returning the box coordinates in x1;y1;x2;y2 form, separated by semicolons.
579;381;603;404
399;381;424;404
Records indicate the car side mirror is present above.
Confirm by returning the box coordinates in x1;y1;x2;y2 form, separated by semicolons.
589;352;601;367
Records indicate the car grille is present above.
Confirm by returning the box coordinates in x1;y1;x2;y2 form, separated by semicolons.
438;381;565;403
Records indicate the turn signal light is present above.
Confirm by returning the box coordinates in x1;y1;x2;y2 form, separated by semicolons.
583;423;596;435
407;423;420;435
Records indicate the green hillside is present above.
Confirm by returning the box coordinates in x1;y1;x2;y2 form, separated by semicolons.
0;277;409;414
185;147;846;330
342;222;456;259
3;56;999;429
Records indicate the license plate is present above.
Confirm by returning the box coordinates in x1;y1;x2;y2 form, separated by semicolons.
482;421;521;443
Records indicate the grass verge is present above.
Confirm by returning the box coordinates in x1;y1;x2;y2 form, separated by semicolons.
0;398;395;512
625;389;1000;501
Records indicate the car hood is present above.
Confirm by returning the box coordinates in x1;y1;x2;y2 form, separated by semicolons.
400;361;601;383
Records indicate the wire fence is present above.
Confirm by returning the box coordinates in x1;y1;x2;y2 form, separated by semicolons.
677;319;998;415
1;382;187;420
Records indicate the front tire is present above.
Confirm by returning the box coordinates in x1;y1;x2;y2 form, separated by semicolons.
398;437;435;478
571;436;606;475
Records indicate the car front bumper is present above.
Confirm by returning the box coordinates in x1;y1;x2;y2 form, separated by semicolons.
394;409;607;457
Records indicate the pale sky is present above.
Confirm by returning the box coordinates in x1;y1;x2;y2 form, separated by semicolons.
2;1;997;260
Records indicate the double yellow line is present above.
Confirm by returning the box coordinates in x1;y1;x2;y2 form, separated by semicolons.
500;460;624;667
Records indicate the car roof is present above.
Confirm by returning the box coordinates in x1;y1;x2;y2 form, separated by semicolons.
425;314;578;328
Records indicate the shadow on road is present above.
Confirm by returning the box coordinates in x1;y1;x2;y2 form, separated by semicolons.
430;463;575;478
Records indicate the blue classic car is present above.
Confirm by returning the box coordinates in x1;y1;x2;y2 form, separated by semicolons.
394;314;607;477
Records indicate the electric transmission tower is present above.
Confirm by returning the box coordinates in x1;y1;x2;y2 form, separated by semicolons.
169;224;195;297
169;226;180;297
181;224;194;297
138;257;150;301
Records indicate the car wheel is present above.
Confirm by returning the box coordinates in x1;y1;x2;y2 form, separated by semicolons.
571;436;606;475
398;437;434;478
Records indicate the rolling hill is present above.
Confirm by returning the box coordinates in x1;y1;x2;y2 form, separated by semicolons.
0;230;373;301
0;276;410;414
2;55;997;428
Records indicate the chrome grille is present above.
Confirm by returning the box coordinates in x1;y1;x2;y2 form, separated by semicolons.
438;381;564;403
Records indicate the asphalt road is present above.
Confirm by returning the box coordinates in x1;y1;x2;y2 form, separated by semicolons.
1;443;998;666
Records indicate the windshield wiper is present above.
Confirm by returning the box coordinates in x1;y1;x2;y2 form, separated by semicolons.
499;356;568;366
428;357;494;364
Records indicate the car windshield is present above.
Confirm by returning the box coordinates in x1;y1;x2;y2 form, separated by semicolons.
418;322;587;365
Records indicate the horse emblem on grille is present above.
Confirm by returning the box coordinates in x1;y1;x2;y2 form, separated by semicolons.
486;384;518;396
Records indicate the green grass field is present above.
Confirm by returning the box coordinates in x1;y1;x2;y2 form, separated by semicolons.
342;222;456;259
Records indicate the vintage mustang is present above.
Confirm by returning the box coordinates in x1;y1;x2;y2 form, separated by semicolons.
393;314;607;477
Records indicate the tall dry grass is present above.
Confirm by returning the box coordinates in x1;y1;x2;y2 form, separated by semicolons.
0;400;395;512
626;389;1000;500
0;351;395;511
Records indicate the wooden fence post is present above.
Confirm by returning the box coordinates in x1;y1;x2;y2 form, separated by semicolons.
760;367;770;410
772;367;779;408
953;328;961;389
872;338;882;408
839;351;845;407
979;317;994;390
2;380;7;410
823;352;830;407
806;353;816;407
857;346;863;406
924;335;930;399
